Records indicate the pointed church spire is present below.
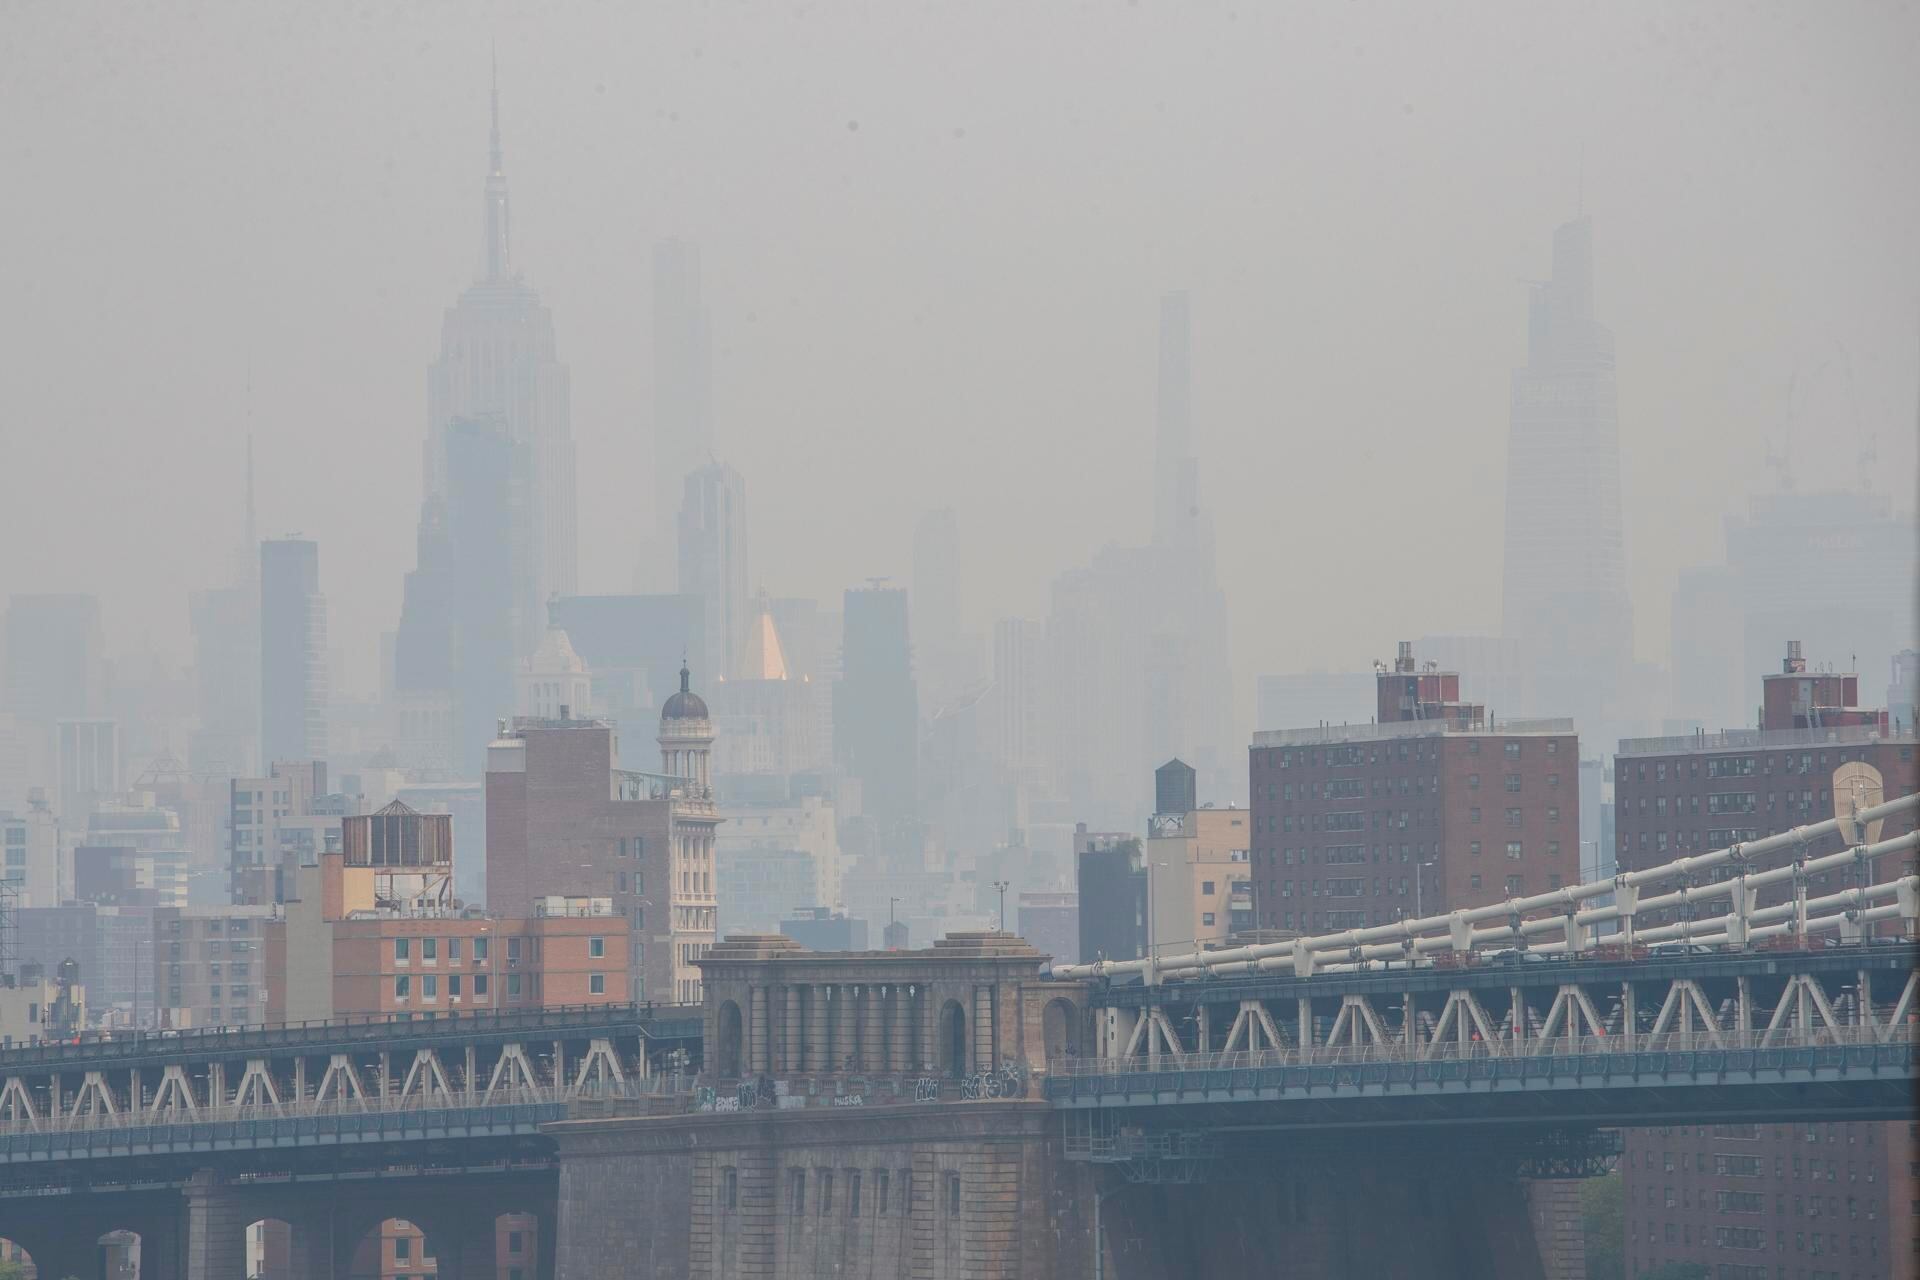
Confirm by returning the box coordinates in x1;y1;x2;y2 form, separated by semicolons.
483;50;511;281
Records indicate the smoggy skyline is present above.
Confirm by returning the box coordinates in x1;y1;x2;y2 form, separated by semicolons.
3;2;1916;702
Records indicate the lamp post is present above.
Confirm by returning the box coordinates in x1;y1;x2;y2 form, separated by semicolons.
992;881;1010;933
1416;859;1436;920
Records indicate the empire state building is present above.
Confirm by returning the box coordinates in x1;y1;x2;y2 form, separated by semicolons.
422;68;576;656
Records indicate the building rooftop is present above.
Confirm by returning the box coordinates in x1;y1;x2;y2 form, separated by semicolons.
1252;716;1574;749
1616;722;1914;758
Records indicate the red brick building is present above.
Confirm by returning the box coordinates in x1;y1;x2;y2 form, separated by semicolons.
1617;644;1918;1280
485;676;718;1005
1249;643;1579;931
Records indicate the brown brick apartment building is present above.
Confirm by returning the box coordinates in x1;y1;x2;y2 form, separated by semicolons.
485;669;718;1004
1617;644;1918;1280
1249;643;1579;930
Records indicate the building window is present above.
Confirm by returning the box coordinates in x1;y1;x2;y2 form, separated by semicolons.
876;1169;891;1215
1504;742;1521;759
589;937;605;959
946;1172;962;1214
1504;774;1522;793
1468;774;1480;790
447;937;461;961
473;974;489;996
1504;808;1521;827
1506;842;1523;860
1470;874;1482;890
507;937;522;963
1469;808;1481;824
474;937;490;961
507;973;522;997
394;938;410;962
394;975;411;999
723;1168;738;1210
1505;876;1523;895
508;1231;523;1255
849;1170;863;1216
1470;841;1481;857
1201;913;1215;927
448;975;462;997
790;1169;806;1214
589;973;606;995
422;937;437;961
422;975;437;1000
395;1236;411;1262
1201;881;1215;896
818;1170;834;1215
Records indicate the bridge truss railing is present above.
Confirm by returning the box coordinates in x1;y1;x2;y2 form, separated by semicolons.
1050;792;1919;983
1050;1021;1917;1078
0;1076;675;1140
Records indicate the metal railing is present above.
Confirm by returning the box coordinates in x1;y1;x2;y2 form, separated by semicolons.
1045;1022;1918;1080
0;1076;676;1141
0;1001;703;1069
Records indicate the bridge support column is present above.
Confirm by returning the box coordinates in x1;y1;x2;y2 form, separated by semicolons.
807;985;828;1071
972;986;994;1072
861;985;885;1070
184;1170;251;1280
890;986;911;1070
835;984;856;1071
784;985;801;1071
749;986;769;1074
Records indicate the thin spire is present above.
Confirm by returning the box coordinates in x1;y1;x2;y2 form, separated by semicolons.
489;42;502;175
483;50;511;280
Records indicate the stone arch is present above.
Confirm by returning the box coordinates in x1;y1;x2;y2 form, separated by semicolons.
245;1216;297;1279
715;999;745;1079
1042;996;1082;1062
937;999;969;1078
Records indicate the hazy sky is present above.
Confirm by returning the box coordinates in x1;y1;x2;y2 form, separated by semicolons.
3;2;1916;700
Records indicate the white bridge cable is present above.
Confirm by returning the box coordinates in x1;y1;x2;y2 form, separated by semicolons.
1048;791;1919;983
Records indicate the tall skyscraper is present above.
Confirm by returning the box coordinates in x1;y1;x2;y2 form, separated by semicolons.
912;508;972;711
422;67;575;655
647;239;715;591
395;420;520;773
833;586;918;826
259;539;327;764
1500;216;1634;735
1046;292;1236;827
2;594;108;725
677;462;748;681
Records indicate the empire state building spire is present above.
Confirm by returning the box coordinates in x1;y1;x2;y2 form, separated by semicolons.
483;54;511;281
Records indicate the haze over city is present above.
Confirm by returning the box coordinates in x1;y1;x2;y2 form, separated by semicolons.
4;3;1914;699
0;5;1916;1280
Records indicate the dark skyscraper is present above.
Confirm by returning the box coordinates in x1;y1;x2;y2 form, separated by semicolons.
422;66;574;656
2;594;107;725
1501;215;1633;734
395;419;519;773
676;461;747;681
833;586;918;826
259;539;326;764
646;238;715;592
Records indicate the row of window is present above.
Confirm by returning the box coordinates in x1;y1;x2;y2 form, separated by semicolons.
1259;739;1556;770
1633;1147;1878;1185
1636;1221;1876;1259
1625;746;1905;786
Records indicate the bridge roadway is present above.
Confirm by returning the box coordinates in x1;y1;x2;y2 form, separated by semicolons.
0;1002;700;1192
1046;942;1918;1144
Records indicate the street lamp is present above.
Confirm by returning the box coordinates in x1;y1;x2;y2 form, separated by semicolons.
992;881;1010;933
1415;859;1437;920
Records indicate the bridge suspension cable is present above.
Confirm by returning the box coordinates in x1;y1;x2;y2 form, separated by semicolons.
1049;790;1919;984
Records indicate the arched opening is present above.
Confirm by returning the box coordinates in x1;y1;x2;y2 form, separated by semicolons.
715;1000;745;1079
349;1218;440;1279
245;1217;297;1278
1041;997;1081;1062
0;1238;36;1279
937;1000;969;1078
99;1229;140;1278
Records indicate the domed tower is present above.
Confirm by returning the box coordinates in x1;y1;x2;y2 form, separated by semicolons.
658;662;714;798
